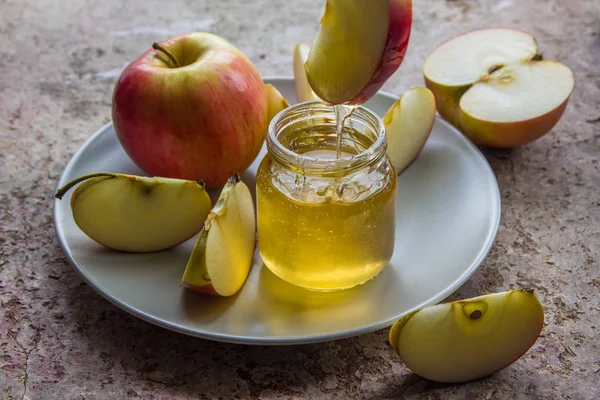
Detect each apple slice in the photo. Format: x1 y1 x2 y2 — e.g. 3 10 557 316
55 173 211 252
181 174 256 296
389 289 544 383
384 86 436 174
424 28 574 147
293 44 318 103
264 83 290 122
306 0 412 105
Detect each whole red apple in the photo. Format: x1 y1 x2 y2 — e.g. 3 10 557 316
112 32 268 188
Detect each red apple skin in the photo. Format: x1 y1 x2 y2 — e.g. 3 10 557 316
423 76 469 129
181 281 220 296
460 96 571 148
112 33 268 188
347 0 412 105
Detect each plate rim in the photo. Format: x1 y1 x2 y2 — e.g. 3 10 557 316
53 76 501 345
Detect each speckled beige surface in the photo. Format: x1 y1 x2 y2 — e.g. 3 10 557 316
1 0 599 399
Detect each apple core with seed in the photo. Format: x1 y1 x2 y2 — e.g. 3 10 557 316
424 28 574 147
390 290 545 383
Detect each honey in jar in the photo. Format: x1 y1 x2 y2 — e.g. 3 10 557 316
256 102 397 291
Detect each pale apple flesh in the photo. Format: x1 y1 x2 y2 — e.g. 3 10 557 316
384 86 436 174
112 32 269 188
423 28 574 147
181 174 256 296
424 29 539 87
293 43 318 103
389 290 544 383
306 0 412 105
306 0 389 105
460 60 573 147
55 173 212 253
264 83 290 122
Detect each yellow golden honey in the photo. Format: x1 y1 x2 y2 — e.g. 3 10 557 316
257 145 396 291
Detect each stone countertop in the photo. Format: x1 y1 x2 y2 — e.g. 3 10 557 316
1 0 599 399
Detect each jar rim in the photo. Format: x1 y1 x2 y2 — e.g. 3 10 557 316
266 101 387 174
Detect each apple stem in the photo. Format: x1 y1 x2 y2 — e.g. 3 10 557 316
152 43 181 68
531 53 543 61
55 172 116 200
228 173 241 185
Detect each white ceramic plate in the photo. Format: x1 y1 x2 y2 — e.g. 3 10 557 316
54 77 500 345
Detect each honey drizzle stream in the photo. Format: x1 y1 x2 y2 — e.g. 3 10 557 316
334 104 355 159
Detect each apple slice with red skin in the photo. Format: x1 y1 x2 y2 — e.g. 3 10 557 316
384 86 436 174
306 0 412 105
55 173 211 253
389 289 544 383
424 28 574 147
295 44 434 174
181 174 256 296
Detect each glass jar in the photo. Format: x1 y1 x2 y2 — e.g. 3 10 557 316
256 101 397 291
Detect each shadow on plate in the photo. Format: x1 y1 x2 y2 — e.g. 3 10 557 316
257 265 356 311
179 287 239 324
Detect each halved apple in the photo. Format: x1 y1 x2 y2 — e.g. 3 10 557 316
384 86 436 174
181 174 256 296
389 290 544 383
264 83 290 122
293 44 318 103
55 172 212 252
306 0 412 105
424 28 574 147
